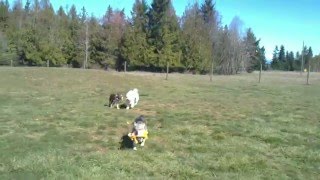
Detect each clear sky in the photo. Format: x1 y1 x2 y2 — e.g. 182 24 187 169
12 0 320 60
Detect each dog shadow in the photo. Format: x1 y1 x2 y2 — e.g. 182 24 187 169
119 134 134 150
104 103 127 109
119 104 127 109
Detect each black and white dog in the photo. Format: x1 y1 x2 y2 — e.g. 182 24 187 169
108 93 123 109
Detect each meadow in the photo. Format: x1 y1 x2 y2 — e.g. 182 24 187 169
0 67 319 179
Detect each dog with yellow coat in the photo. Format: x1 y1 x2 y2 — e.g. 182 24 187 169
127 115 148 150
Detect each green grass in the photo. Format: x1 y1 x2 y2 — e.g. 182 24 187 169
0 67 319 179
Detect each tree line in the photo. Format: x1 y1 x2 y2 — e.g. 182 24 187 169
1 0 317 74
271 45 319 72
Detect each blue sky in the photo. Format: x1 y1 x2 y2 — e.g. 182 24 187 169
11 0 320 59
213 0 320 59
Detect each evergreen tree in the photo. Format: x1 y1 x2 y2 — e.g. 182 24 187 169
0 0 11 65
86 16 99 68
57 6 71 66
259 46 267 70
66 5 82 67
101 7 127 69
271 46 279 70
88 15 105 68
0 0 9 31
310 54 320 72
78 6 88 68
24 0 31 14
148 0 181 71
120 0 151 70
278 45 285 69
38 1 66 66
305 46 313 67
293 51 301 70
285 51 289 70
201 0 215 24
200 0 219 74
104 5 113 25
287 51 294 71
181 2 207 73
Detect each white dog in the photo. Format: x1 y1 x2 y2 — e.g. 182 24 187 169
126 88 139 109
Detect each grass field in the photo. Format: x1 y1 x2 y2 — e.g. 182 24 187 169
0 67 319 179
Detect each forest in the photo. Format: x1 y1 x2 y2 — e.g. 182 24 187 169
0 0 319 74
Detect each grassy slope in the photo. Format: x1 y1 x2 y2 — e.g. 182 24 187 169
0 67 319 179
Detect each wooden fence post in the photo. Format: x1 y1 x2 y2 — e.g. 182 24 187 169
307 63 311 85
259 63 262 83
166 61 169 80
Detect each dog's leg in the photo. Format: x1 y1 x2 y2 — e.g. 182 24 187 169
116 104 120 109
128 133 138 150
126 100 130 109
140 138 145 147
133 137 138 150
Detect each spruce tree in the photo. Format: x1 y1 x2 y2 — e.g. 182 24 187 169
271 46 279 70
278 45 285 70
200 0 219 74
181 2 204 73
148 0 181 71
120 0 151 70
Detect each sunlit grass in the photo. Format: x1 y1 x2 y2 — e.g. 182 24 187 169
0 67 319 179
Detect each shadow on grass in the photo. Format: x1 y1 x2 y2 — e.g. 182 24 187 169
119 104 127 109
119 134 134 150
104 103 128 109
